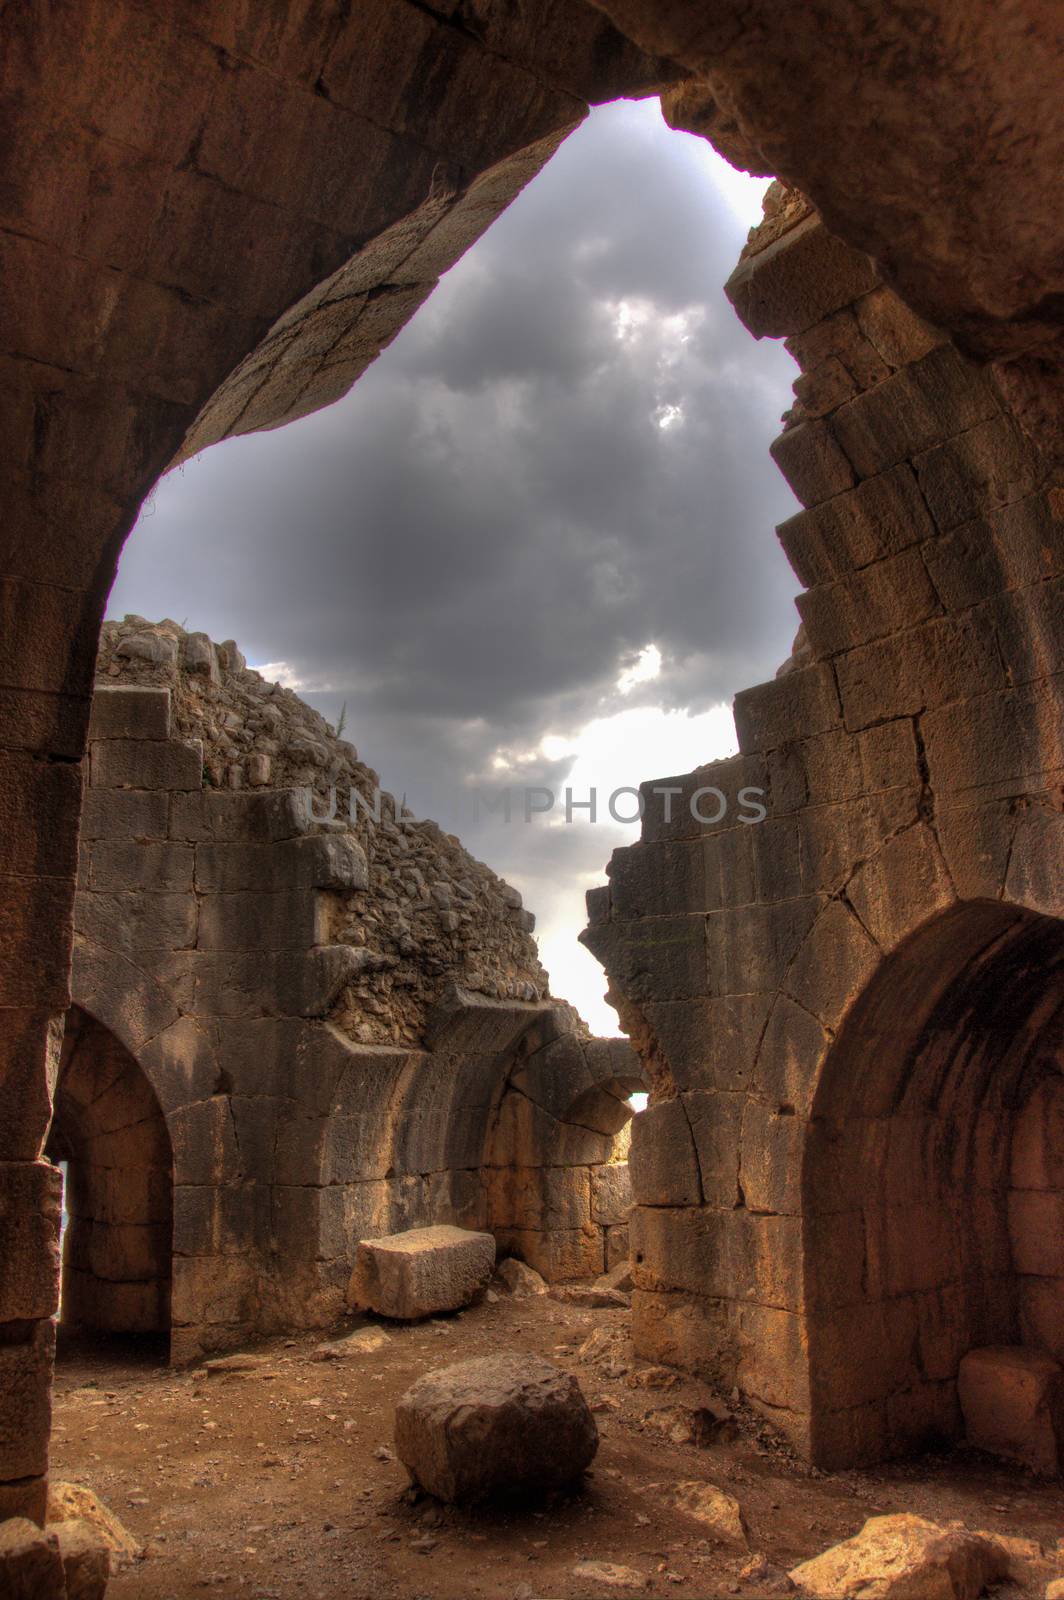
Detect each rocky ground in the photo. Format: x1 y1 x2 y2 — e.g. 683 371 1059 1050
51 1294 1064 1600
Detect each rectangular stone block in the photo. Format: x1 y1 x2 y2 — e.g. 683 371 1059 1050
639 754 768 845
920 678 1063 796
607 839 707 918
74 887 197 954
1008 1189 1064 1277
492 1226 603 1283
770 418 856 507
88 684 171 740
852 286 945 367
836 612 1004 730
169 787 308 843
0 751 82 879
90 737 202 790
79 786 169 841
347 1224 495 1318
87 840 193 892
914 414 1040 531
724 213 880 339
685 1090 743 1208
832 344 998 479
959 1345 1064 1475
629 1101 701 1207
796 547 940 658
922 495 1064 610
734 662 840 752
0 1162 59 1321
0 1320 54 1481
195 888 326 951
785 305 890 390
0 871 75 1009
776 462 936 587
591 1162 632 1225
0 1010 60 1161
194 833 367 892
706 897 820 998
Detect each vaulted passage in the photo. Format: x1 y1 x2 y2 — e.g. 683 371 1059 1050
45 1007 173 1342
804 901 1064 1469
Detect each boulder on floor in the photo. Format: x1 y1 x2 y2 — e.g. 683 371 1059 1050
958 1345 1064 1475
789 1514 1009 1600
494 1257 547 1298
395 1352 598 1502
347 1225 495 1320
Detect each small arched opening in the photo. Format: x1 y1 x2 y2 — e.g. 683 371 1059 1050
486 1031 646 1281
45 1007 174 1351
803 900 1064 1470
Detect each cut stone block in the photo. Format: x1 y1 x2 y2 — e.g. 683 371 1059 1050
958 1345 1064 1475
394 1353 598 1502
52 1518 111 1600
0 1517 65 1598
347 1224 495 1320
790 1514 1009 1600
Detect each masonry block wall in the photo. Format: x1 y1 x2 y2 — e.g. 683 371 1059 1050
583 189 1064 1468
69 680 637 1363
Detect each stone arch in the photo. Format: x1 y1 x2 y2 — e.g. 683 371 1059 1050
45 1006 173 1339
485 1026 645 1279
802 899 1064 1470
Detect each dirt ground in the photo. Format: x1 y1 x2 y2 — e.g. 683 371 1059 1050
50 1293 1064 1600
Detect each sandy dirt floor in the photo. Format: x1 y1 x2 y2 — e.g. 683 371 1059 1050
49 1294 1064 1600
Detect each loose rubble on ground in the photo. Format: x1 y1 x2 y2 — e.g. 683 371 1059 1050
18 1231 1062 1600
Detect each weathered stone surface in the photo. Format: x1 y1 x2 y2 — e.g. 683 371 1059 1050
47 1481 140 1564
348 1225 495 1320
958 1346 1064 1475
0 1518 65 1599
628 1100 701 1207
571 1560 649 1590
671 1480 749 1546
494 1257 548 1298
89 684 171 741
789 1515 1009 1600
394 1353 597 1502
52 1518 110 1600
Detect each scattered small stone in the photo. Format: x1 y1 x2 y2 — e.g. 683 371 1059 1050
572 1559 650 1589
549 1285 629 1310
739 1553 796 1593
671 1482 749 1547
495 1258 548 1299
204 1354 266 1378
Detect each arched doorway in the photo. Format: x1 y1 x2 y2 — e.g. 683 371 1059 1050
803 900 1064 1469
486 1029 646 1280
46 1007 174 1344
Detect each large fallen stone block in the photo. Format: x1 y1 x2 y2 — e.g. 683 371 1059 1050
347 1225 495 1320
790 1514 1009 1600
394 1353 598 1502
958 1345 1064 1475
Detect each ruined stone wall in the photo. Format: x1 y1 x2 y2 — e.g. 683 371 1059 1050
584 189 1063 1468
96 618 550 1042
71 660 636 1361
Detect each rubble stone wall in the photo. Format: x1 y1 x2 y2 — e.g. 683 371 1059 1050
583 189 1063 1468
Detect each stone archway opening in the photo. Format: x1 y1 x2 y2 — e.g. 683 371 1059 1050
803 900 1064 1471
485 1029 646 1281
45 1006 174 1353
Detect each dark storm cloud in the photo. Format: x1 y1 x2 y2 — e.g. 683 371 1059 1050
110 101 801 1012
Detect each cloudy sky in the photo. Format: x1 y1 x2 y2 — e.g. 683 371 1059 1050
110 98 800 1033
